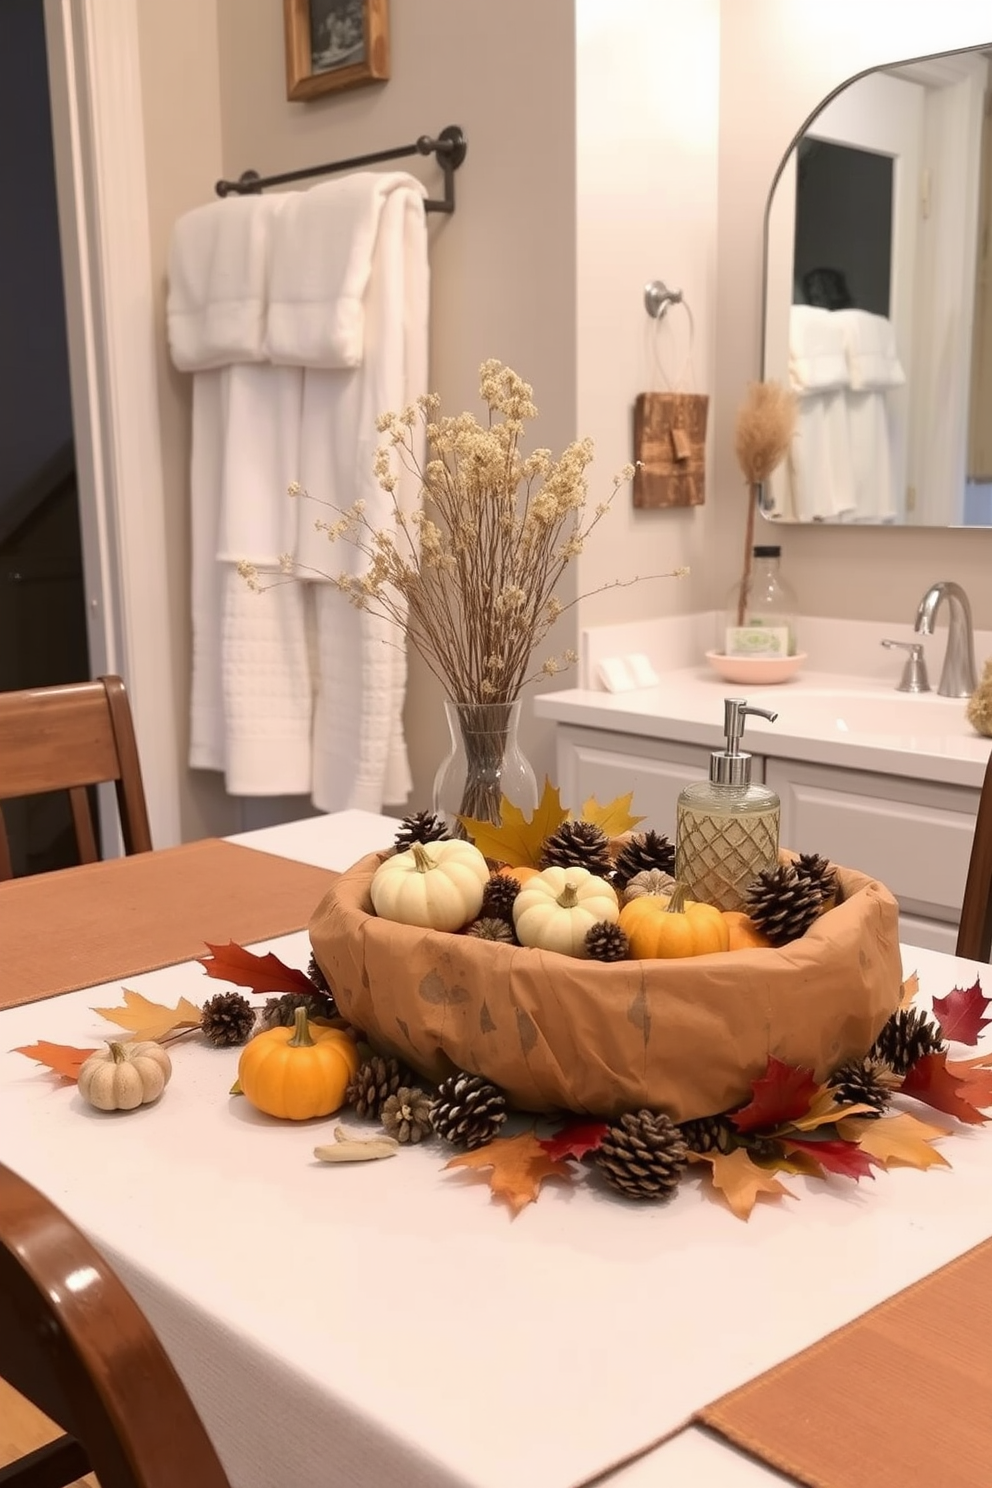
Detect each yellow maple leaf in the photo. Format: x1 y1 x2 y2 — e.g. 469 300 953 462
459 779 567 867
579 791 645 836
838 1112 951 1171
444 1130 575 1215
898 972 920 1010
785 1085 881 1132
92 988 203 1043
690 1148 794 1221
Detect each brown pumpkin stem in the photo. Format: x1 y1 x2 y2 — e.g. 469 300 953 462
556 881 581 909
411 843 434 873
665 883 690 914
108 1042 128 1063
288 1007 315 1047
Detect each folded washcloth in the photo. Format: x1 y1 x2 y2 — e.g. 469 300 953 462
167 195 287 371
833 308 906 391
788 304 850 394
265 170 427 369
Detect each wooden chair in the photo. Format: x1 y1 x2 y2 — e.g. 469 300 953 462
957 746 992 963
0 1162 231 1488
0 677 152 880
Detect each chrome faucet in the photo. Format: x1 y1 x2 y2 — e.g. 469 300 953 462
913 581 978 698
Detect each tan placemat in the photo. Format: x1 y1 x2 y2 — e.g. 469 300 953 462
696 1238 992 1488
0 839 339 1009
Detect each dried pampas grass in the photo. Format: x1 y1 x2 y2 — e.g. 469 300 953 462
967 657 992 738
732 381 797 625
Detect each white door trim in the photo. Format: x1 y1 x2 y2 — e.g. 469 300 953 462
44 0 182 848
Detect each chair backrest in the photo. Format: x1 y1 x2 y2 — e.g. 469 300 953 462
0 1162 231 1488
957 746 992 963
0 676 152 880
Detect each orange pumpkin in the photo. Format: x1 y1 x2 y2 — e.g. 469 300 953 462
238 1008 360 1120
722 911 773 951
496 863 539 884
619 883 729 959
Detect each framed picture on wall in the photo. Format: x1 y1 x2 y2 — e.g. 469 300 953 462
283 0 390 102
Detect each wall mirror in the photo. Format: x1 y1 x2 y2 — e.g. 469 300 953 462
762 45 992 527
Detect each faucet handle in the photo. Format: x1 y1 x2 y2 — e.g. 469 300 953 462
881 639 930 694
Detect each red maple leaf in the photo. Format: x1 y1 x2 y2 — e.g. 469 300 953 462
783 1137 878 1181
196 941 315 996
538 1121 609 1162
932 979 991 1045
731 1057 819 1134
901 1052 989 1125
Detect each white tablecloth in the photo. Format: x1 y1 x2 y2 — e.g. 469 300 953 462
1 810 990 1488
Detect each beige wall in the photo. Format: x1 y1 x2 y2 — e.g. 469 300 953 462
575 0 720 631
715 0 992 629
135 0 239 840
214 0 578 809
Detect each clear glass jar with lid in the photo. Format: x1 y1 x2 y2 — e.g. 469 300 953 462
722 544 798 658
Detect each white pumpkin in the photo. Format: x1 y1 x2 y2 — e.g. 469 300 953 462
513 865 619 957
78 1041 172 1112
370 839 489 932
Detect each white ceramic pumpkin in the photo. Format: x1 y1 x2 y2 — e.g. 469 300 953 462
78 1041 172 1112
370 839 489 932
513 866 619 957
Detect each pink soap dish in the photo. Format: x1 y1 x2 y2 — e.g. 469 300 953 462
705 651 807 686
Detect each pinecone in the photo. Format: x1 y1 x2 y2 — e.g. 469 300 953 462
465 917 517 944
678 1115 736 1154
827 1057 891 1115
621 868 678 905
307 952 333 998
200 991 256 1047
480 872 521 923
595 1111 688 1201
585 921 630 962
612 831 676 890
346 1055 412 1119
745 863 822 945
381 1086 434 1144
870 1007 946 1076
795 852 839 909
260 989 337 1030
540 820 613 876
430 1072 507 1149
394 810 450 851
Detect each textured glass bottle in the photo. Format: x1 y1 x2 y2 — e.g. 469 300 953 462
675 699 780 911
723 544 798 658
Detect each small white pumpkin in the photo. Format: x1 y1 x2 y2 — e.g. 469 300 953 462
370 839 489 932
78 1041 172 1112
513 865 619 957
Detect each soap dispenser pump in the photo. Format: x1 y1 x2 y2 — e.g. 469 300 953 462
675 697 780 912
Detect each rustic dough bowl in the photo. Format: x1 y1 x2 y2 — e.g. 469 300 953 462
309 852 903 1124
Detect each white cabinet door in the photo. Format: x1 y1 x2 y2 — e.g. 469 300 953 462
766 757 978 927
555 727 746 838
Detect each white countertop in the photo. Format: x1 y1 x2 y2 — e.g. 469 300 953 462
2 811 991 1488
534 666 991 790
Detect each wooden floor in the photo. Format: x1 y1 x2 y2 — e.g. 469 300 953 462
0 1378 97 1486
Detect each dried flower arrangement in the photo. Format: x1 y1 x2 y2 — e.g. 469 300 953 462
243 360 686 704
732 381 797 624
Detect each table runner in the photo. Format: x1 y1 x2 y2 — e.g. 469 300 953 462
0 839 338 1009
696 1237 992 1488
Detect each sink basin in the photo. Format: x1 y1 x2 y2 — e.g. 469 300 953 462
770 690 973 740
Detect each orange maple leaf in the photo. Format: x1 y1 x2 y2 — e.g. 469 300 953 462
92 988 203 1043
898 972 919 1010
690 1147 794 1221
197 941 314 996
900 1052 989 1125
13 1042 98 1082
444 1130 575 1215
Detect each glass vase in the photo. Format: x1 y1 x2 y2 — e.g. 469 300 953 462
432 699 539 832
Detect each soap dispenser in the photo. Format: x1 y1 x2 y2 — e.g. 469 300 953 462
675 698 780 912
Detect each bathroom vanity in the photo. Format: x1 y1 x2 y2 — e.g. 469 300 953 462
534 617 992 954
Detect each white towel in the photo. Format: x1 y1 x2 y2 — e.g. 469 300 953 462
266 171 428 369
188 371 226 771
787 390 857 521
833 308 906 391
167 196 286 371
788 305 850 394
846 390 898 521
